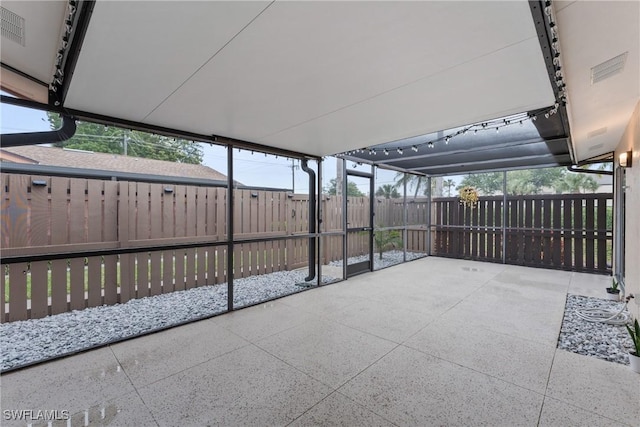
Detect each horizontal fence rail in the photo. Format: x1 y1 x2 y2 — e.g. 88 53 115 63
431 194 613 274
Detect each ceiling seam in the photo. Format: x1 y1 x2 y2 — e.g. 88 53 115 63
258 35 546 142
411 154 565 172
373 137 565 165
141 1 276 122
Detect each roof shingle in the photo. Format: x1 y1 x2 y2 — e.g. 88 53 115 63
1 145 226 181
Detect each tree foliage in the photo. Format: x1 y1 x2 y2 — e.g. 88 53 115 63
394 173 426 198
457 172 503 195
375 184 400 199
443 179 456 197
456 167 601 195
48 113 203 164
374 228 402 259
324 178 365 197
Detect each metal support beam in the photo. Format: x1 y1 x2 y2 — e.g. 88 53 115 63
317 159 323 286
403 171 408 262
227 145 234 312
502 170 508 264
427 176 432 256
341 158 348 280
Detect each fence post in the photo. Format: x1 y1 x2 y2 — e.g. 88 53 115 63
502 171 507 264
427 177 432 256
117 181 133 303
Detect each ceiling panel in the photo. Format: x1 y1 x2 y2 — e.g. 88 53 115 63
64 1 271 121
555 1 640 162
342 110 571 176
63 0 552 157
0 0 67 84
260 37 553 155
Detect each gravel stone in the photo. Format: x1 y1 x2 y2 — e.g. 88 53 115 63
0 270 336 371
329 250 426 270
558 294 634 365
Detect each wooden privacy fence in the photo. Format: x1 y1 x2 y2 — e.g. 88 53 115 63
1 174 311 321
321 196 429 262
432 194 613 273
1 173 428 322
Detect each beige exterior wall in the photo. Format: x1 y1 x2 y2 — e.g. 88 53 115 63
615 100 640 319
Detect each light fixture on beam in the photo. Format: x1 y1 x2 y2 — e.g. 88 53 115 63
619 150 632 168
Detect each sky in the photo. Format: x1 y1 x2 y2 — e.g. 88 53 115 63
0 98 403 195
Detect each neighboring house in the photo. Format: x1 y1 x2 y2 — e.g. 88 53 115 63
0 145 227 182
593 174 613 194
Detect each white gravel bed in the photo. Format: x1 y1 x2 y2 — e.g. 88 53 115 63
558 294 633 365
1 270 335 372
329 250 426 270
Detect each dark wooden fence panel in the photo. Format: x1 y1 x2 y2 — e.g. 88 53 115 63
432 194 612 274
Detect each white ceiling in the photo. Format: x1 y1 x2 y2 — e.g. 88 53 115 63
62 0 553 157
554 1 640 162
1 1 637 164
0 1 66 83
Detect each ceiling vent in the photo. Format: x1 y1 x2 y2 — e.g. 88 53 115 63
587 127 607 138
591 52 627 84
588 143 604 152
1 7 25 46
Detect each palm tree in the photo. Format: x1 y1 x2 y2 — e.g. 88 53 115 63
394 172 426 198
443 179 455 196
375 184 400 199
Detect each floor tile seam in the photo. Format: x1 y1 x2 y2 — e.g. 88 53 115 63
117 339 254 389
398 343 549 396
399 312 448 344
333 342 404 391
468 324 560 348
546 350 640 425
332 390 402 427
324 300 440 322
249 313 398 348
283 391 337 427
107 346 161 427
309 317 411 346
282 389 400 427
417 315 562 350
540 393 637 427
445 267 504 304
291 297 373 319
223 315 321 344
535 395 546 427
275 286 336 309
249 340 341 391
314 298 440 338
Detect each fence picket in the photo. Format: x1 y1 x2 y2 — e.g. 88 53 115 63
185 186 197 289
9 263 28 321
597 197 608 270
163 185 175 293
50 177 68 314
29 178 51 316
1 264 6 322
585 198 595 270
563 198 573 268
150 185 163 295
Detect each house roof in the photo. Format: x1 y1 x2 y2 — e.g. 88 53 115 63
0 145 226 181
